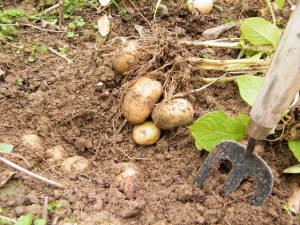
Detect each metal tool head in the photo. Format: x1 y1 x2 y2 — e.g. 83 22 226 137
195 140 273 206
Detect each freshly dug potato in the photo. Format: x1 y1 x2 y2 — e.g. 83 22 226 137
61 156 89 175
132 121 161 145
122 77 163 124
46 145 66 162
112 53 136 75
22 134 43 150
151 98 194 130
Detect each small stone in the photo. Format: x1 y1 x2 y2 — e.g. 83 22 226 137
46 146 67 161
93 197 104 210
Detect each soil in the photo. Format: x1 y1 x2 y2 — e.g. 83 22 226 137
0 0 299 225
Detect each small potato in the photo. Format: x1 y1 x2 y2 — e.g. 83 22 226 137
192 0 213 15
46 145 66 161
122 77 163 124
61 156 89 175
112 53 135 75
22 134 43 150
151 98 194 130
132 121 161 145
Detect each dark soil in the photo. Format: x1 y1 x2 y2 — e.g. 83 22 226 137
0 0 299 224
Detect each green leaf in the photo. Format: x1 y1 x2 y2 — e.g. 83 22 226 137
28 56 35 62
40 45 48 53
16 215 32 225
236 75 264 106
275 0 285 10
48 200 63 213
34 219 46 225
0 143 14 153
283 164 300 173
240 17 282 47
188 111 250 151
288 140 300 162
67 32 75 38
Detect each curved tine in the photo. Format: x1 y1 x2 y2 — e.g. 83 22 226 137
195 143 230 187
248 165 273 206
220 167 245 197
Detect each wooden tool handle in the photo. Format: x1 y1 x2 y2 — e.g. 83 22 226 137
249 2 300 139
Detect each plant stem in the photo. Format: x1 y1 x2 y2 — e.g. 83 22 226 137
0 156 64 189
48 47 73 64
199 74 263 83
0 215 16 224
0 23 68 33
187 57 271 65
172 73 227 98
59 0 64 27
179 40 273 51
264 0 276 25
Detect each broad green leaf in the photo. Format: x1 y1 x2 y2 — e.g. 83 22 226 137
275 0 285 10
16 215 32 225
236 75 264 106
283 164 300 173
0 143 14 153
34 219 46 225
240 17 282 47
188 111 250 151
288 140 300 162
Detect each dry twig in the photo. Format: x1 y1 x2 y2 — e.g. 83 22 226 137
0 156 64 189
0 23 68 33
0 215 16 224
48 47 73 64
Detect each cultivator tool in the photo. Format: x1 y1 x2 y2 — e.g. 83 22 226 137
195 2 300 206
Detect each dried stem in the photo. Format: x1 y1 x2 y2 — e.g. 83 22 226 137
179 39 273 51
48 47 73 64
42 197 49 224
264 0 276 25
43 3 60 14
0 215 16 224
0 156 64 189
172 73 227 98
0 23 68 33
59 0 64 27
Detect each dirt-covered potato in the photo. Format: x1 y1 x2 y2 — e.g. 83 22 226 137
61 156 89 175
112 53 136 75
122 77 163 124
22 134 43 150
151 98 194 130
133 121 161 145
46 145 66 162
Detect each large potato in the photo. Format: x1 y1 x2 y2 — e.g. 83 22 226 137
122 77 163 124
151 98 194 130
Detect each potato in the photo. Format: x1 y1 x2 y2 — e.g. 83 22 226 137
122 77 162 124
61 156 89 175
22 134 43 150
112 53 135 75
192 0 213 15
46 145 66 161
132 121 161 145
151 98 194 130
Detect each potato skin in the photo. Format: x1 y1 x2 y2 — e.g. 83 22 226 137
122 77 163 124
132 121 161 145
112 53 135 75
151 98 194 130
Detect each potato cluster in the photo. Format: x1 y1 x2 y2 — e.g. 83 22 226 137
121 77 194 145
